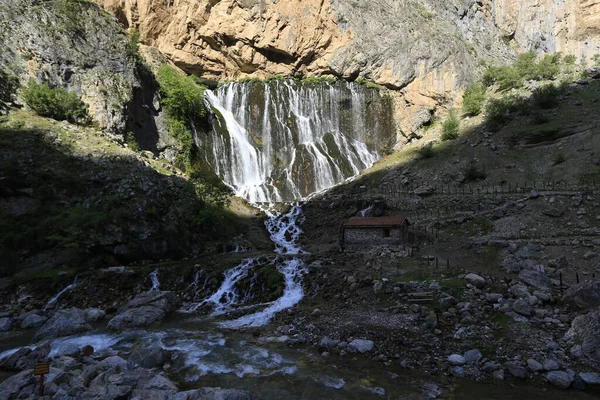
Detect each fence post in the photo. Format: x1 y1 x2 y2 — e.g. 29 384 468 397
436 257 439 268
576 272 580 284
559 271 563 294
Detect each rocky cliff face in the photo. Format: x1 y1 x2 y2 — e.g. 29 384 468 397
91 0 600 136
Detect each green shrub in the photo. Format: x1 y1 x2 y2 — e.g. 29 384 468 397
440 111 459 141
22 80 87 123
563 54 577 65
189 171 232 209
531 84 561 109
593 54 600 66
124 131 139 151
156 65 207 169
482 65 522 90
484 97 513 131
126 29 141 63
462 83 486 115
463 160 486 182
535 53 561 80
0 69 18 109
417 142 435 159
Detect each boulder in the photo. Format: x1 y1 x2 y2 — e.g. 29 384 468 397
562 280 600 310
128 343 168 369
34 308 92 340
511 300 533 316
348 339 374 353
0 369 35 399
84 308 106 322
546 371 572 388
505 363 528 379
527 359 543 372
319 337 340 350
0 317 11 331
439 293 458 309
519 270 552 290
482 362 500 373
20 314 46 329
107 291 180 330
564 307 600 361
544 360 559 371
485 293 502 303
170 388 253 400
579 372 600 385
448 354 465 366
463 349 483 364
464 273 485 288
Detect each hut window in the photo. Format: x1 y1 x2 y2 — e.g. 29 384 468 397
383 228 390 238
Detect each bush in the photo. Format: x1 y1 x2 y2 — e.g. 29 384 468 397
156 65 208 168
593 54 600 66
462 83 486 115
563 54 577 65
417 142 435 159
0 70 18 109
531 84 561 109
441 111 459 141
463 160 486 182
189 171 233 209
22 80 87 123
126 29 141 63
482 65 522 90
124 131 139 151
484 97 513 131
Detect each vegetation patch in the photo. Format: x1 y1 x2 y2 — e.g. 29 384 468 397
22 80 87 123
441 110 459 141
462 83 486 116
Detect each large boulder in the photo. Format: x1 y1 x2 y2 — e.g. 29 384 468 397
348 339 374 353
170 388 253 400
0 369 35 399
464 273 485 288
563 280 600 310
546 371 572 388
128 343 168 369
519 270 552 290
107 291 180 331
34 308 93 341
564 306 600 361
20 314 46 329
0 317 11 331
511 300 533 317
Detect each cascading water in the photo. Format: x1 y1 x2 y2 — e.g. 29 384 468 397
44 276 78 310
202 80 394 202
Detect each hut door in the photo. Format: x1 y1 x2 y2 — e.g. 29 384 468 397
383 228 390 238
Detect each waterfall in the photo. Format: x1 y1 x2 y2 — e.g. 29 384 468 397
202 80 393 202
45 276 78 309
150 269 160 291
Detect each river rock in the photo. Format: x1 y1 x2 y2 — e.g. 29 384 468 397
486 293 503 303
107 291 180 330
519 270 552 290
562 279 600 310
448 354 465 366
319 336 340 350
128 343 168 369
463 349 483 364
511 299 533 316
505 363 528 379
546 371 572 388
451 366 465 377
0 369 35 399
564 306 600 361
544 360 559 371
527 359 544 372
464 273 485 288
0 348 31 370
482 361 500 373
20 314 46 329
439 293 458 309
579 372 600 385
0 317 11 331
34 308 92 340
171 387 253 400
84 308 106 322
348 339 374 353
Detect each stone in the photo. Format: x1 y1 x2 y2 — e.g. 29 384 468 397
0 317 12 331
447 354 465 366
543 208 564 218
579 372 600 385
84 308 106 322
348 339 374 353
20 314 46 329
311 308 322 317
34 308 92 340
572 376 587 390
519 270 552 290
439 293 458 309
527 359 543 372
128 343 168 369
319 336 340 350
546 371 572 388
482 362 500 373
0 369 35 399
509 284 530 299
564 306 600 361
463 349 483 364
486 293 502 303
544 360 559 371
108 291 180 330
511 300 533 316
505 364 528 379
451 366 465 377
492 369 505 380
562 279 600 310
464 273 485 288
171 388 253 400
570 345 583 358
533 291 551 302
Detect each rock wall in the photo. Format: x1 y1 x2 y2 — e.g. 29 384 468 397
91 0 600 137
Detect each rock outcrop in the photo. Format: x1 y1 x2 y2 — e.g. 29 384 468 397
107 290 180 330
91 0 600 136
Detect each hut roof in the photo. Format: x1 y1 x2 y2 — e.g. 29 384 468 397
344 216 408 228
